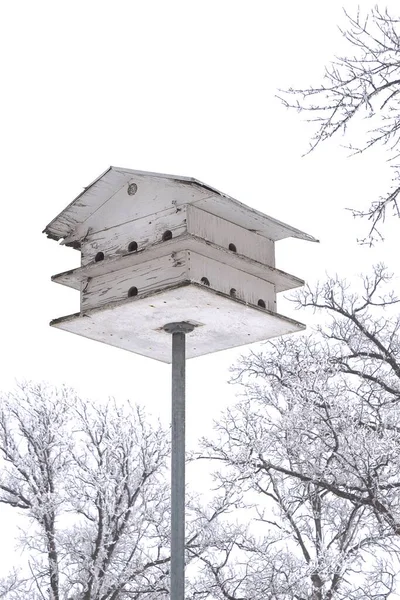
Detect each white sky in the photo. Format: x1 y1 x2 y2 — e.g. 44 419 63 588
1 0 399 578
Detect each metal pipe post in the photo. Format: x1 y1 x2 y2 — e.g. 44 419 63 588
163 322 194 600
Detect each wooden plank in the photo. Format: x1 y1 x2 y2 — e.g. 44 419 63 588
53 236 184 290
81 206 188 266
188 253 276 311
187 205 275 265
52 235 303 293
187 237 302 292
79 175 211 238
46 169 212 246
44 167 131 241
81 251 187 311
51 285 305 363
44 167 318 245
193 194 317 242
82 249 277 313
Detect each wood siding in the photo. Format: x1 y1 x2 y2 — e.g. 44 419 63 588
81 251 187 311
188 252 276 311
81 250 276 313
187 205 275 266
81 206 188 266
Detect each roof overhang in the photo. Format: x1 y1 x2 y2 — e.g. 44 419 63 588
43 166 318 247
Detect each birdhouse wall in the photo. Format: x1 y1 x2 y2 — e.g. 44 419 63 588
81 250 276 313
80 204 275 268
81 250 187 311
188 252 276 311
186 206 275 266
70 174 212 247
81 207 187 266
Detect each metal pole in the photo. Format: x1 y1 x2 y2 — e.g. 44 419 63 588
163 322 194 600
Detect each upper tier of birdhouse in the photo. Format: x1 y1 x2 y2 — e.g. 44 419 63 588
44 167 317 362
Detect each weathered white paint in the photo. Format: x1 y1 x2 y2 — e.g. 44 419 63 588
82 251 187 311
188 252 276 311
44 167 129 241
81 206 187 266
53 235 303 294
51 286 304 363
193 194 313 242
45 167 316 362
76 175 211 241
44 166 317 245
187 205 275 266
81 250 276 313
80 203 275 267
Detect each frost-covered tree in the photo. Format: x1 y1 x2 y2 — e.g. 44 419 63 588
0 570 30 599
5 265 400 599
0 383 231 600
0 383 173 600
0 382 72 600
196 265 400 599
280 7 400 243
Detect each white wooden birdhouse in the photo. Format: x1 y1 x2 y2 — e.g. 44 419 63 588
44 167 317 362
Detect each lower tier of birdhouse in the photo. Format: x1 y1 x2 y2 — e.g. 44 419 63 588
51 284 305 362
80 249 277 312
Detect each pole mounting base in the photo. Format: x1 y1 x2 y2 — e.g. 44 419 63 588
163 321 195 334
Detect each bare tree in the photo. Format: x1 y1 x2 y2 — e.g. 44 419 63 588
279 7 400 243
197 265 400 598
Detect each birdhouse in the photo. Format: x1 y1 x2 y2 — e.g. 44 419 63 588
44 167 317 362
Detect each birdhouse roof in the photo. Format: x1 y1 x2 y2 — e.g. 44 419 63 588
43 166 317 248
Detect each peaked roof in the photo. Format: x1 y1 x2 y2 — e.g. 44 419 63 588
43 166 318 247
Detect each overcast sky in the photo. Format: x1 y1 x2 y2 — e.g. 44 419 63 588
1 0 399 575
